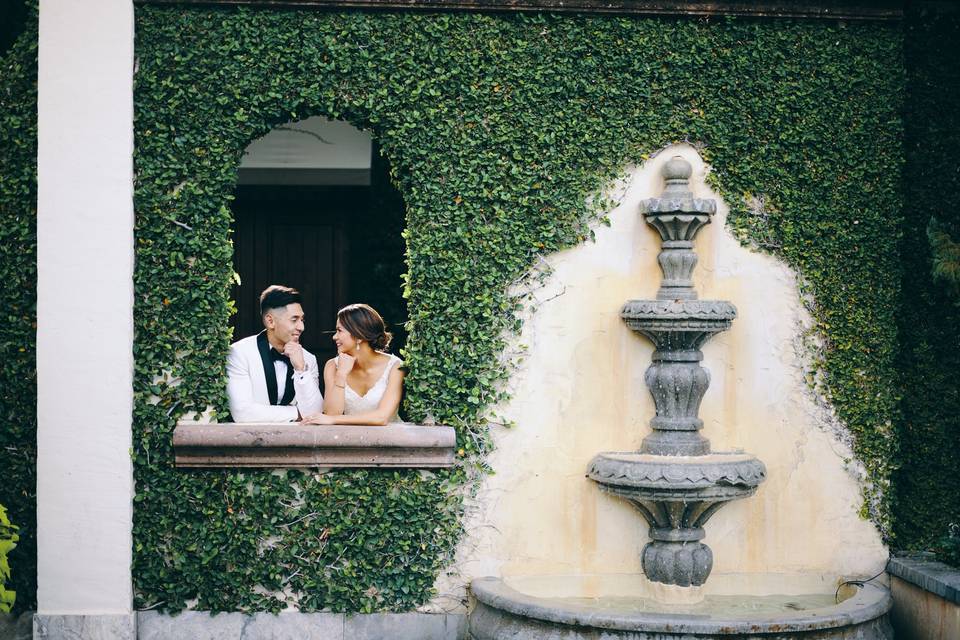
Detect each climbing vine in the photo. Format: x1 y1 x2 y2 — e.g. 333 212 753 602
0 504 18 613
0 0 952 612
129 6 907 612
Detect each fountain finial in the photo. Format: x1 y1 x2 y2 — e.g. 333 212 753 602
639 156 716 301
661 155 693 197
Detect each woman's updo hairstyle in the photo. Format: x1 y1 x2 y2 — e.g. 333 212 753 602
337 303 392 352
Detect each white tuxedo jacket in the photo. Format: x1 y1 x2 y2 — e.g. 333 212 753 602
226 333 324 422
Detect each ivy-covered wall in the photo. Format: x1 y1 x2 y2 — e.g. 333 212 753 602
132 6 905 612
0 3 36 614
892 7 960 550
4 0 954 615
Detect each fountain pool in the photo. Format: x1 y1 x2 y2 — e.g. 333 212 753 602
470 573 891 638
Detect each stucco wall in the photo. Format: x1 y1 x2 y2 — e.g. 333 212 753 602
435 145 886 606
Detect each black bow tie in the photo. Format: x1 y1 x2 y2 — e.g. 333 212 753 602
270 349 290 365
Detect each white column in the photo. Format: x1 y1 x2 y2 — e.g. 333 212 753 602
36 0 135 630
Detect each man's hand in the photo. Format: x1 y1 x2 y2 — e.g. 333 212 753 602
283 338 306 372
302 413 334 425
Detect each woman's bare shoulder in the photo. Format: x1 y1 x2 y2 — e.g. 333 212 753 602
380 352 403 365
387 355 405 376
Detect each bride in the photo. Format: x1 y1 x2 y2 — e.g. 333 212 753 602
304 303 404 426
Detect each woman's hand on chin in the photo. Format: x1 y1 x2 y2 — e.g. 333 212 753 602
302 413 334 425
336 352 356 377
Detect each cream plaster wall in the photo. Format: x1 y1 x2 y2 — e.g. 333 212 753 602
434 145 887 608
36 0 135 614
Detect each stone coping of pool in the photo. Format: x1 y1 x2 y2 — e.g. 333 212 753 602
25 611 466 640
172 421 456 468
887 553 960 604
470 575 891 635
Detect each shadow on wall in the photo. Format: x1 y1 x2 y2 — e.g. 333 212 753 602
893 6 960 550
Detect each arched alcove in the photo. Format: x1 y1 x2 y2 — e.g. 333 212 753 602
229 117 408 379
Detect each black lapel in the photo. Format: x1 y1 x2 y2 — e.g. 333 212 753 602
257 331 279 406
279 364 296 406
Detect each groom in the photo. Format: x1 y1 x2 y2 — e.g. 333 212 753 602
227 285 323 422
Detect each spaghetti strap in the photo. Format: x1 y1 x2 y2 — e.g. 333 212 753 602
380 354 401 380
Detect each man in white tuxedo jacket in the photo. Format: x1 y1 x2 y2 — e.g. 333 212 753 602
227 285 324 422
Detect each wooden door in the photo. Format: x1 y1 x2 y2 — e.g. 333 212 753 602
231 187 362 368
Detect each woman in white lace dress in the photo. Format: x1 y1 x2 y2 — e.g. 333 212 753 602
305 303 404 426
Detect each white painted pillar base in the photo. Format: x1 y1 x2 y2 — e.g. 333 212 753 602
36 0 135 629
34 615 137 640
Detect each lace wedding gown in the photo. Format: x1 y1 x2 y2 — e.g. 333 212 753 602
340 353 402 421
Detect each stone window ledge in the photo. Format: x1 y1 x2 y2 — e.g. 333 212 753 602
172 422 456 469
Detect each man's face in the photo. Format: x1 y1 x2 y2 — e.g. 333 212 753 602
264 303 305 346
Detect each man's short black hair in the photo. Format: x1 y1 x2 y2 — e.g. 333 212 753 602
260 285 301 317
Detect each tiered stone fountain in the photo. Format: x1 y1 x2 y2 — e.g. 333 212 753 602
585 155 765 596
468 156 892 639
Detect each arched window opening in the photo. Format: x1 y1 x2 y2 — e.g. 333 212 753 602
230 117 408 391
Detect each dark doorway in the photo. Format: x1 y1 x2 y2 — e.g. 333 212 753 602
231 185 353 366
0 1 29 56
230 142 408 388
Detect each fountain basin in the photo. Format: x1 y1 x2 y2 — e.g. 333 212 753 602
469 573 892 639
587 452 767 587
588 452 766 492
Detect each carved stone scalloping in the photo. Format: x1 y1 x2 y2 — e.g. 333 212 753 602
622 299 737 321
586 452 766 490
640 198 716 215
646 362 709 422
645 213 713 244
658 250 698 285
629 328 727 354
642 540 713 586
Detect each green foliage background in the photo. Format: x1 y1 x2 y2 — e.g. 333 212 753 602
132 6 904 611
892 8 960 549
0 3 36 614
0 504 19 613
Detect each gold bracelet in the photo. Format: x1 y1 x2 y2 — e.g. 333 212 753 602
335 382 345 388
